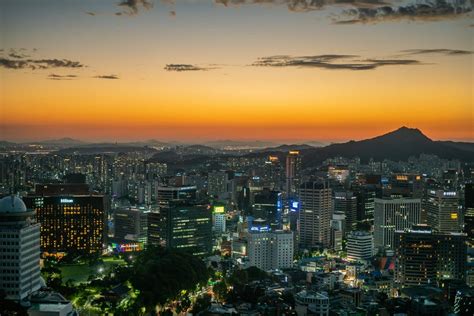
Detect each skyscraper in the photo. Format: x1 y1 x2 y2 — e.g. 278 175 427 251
426 189 462 233
113 207 148 244
394 225 467 287
299 182 332 249
464 183 474 242
162 203 212 256
374 197 421 251
334 191 357 234
0 196 41 300
285 151 301 198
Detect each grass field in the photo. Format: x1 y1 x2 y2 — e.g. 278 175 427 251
60 256 127 284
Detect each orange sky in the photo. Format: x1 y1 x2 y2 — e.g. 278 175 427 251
1 1 473 142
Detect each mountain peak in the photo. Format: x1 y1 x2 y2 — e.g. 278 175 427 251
380 126 432 142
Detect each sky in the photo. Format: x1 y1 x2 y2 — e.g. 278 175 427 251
0 0 473 142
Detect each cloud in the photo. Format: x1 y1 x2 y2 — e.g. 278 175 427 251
334 0 472 24
94 74 120 79
0 57 85 70
214 0 387 12
169 10 177 17
117 0 153 15
164 64 216 71
9 52 30 59
252 54 421 70
401 48 473 56
85 11 96 16
48 74 78 80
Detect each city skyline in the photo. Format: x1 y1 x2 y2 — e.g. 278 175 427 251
1 0 473 142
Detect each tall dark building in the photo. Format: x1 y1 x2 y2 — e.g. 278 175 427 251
334 191 357 234
464 183 474 241
285 151 301 198
24 180 107 254
394 225 467 287
160 203 212 256
252 189 282 229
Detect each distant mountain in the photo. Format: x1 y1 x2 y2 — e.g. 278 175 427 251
29 137 85 146
204 140 279 149
300 126 474 166
56 143 158 154
258 144 315 152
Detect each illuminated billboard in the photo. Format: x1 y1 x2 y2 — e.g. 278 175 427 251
213 206 225 214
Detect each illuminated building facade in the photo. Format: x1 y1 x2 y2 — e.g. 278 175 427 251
465 183 474 242
374 198 421 251
252 189 282 229
24 185 107 254
0 196 41 300
334 191 357 233
156 185 197 206
426 189 462 233
346 231 374 261
394 225 467 287
299 182 332 249
247 230 294 271
212 205 226 233
285 151 301 198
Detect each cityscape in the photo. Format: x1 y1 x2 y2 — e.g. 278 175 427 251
1 1 473 316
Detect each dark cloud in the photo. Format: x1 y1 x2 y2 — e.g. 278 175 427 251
0 57 84 70
164 64 216 71
48 74 78 80
169 10 177 17
252 54 421 70
214 0 387 12
334 0 472 24
85 11 96 16
401 48 473 55
94 74 120 79
118 0 153 15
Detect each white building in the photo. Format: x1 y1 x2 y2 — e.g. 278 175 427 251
346 231 373 261
212 206 226 234
374 198 421 251
247 230 294 271
295 290 330 316
0 196 41 300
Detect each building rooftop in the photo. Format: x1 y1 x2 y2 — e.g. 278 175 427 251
0 195 27 213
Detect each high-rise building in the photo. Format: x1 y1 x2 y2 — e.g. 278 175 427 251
299 182 332 249
252 189 282 229
464 183 474 241
330 212 345 252
247 230 294 271
346 231 374 261
334 191 357 233
426 189 462 233
212 205 226 234
374 198 421 251
113 207 148 244
156 185 197 206
394 225 467 287
0 196 41 300
146 210 166 247
162 203 212 256
24 181 107 254
285 151 301 198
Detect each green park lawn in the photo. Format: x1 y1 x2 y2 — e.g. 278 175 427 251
60 256 126 284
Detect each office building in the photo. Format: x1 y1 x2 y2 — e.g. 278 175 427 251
465 183 474 241
113 207 148 243
299 182 332 249
0 196 41 300
212 205 226 233
334 191 357 233
346 231 373 261
285 151 301 198
374 197 421 251
24 181 107 254
163 203 212 256
156 185 197 206
146 210 166 247
247 230 294 271
426 189 462 233
394 225 467 287
330 211 345 251
252 189 282 229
